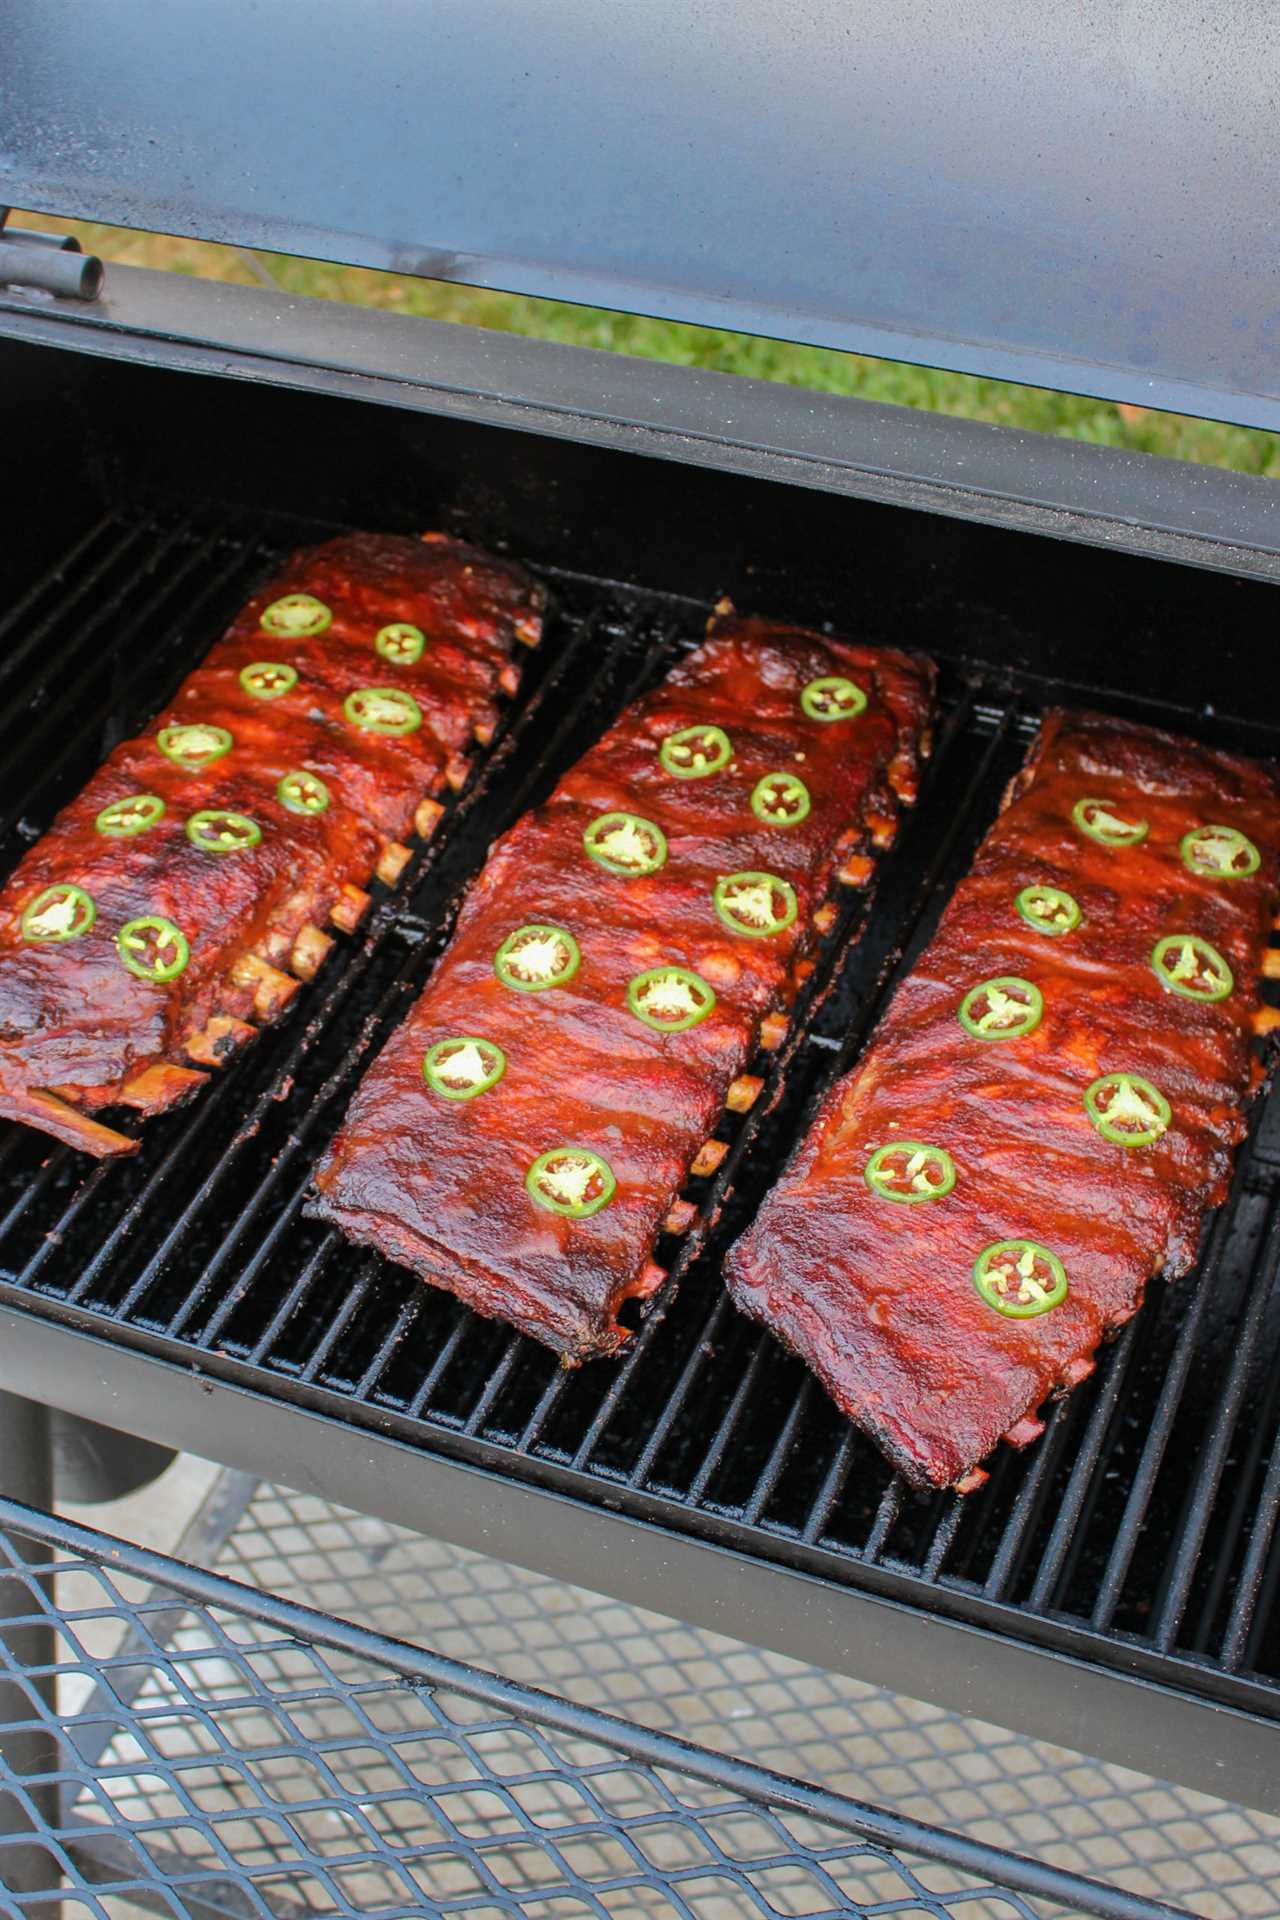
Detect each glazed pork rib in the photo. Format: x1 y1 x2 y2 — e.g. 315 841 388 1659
0 532 544 1157
310 607 934 1358
725 710 1280 1492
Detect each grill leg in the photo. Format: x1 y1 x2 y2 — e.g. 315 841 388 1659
0 1390 61 1902
51 1411 175 1506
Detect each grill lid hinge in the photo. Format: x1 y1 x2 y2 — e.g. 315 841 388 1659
0 208 103 301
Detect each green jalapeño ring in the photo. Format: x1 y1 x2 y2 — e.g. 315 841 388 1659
659 725 732 779
864 1142 957 1204
625 966 717 1033
973 1240 1068 1318
423 1035 507 1101
260 593 331 638
494 924 582 992
525 1146 616 1219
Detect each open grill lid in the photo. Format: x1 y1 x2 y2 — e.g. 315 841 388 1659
5 0 1279 432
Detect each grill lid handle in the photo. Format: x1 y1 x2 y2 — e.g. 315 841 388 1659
0 212 103 302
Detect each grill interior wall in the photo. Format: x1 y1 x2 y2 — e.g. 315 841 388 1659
1 336 1279 1730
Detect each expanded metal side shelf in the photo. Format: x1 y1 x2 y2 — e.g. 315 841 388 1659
1 508 1279 1776
0 1493 1191 1919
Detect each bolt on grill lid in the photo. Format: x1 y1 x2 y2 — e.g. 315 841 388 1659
5 0 1279 432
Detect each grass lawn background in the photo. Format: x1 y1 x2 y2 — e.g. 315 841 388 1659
17 213 1280 482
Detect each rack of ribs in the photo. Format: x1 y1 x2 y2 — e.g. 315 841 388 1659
725 709 1280 1491
310 605 934 1358
0 531 544 1157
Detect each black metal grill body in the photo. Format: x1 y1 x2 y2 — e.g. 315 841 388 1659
1 268 1280 1815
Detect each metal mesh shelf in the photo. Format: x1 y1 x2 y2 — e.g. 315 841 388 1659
0 1486 1202 1920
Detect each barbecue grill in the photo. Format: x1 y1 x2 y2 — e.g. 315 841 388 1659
3 4 1280 1910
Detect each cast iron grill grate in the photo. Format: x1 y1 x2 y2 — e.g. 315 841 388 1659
0 1495 1198 1918
0 508 1278 1728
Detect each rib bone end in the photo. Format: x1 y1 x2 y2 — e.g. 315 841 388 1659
759 1010 789 1052
691 1138 729 1178
376 841 413 887
118 1064 209 1114
726 1074 764 1113
330 885 371 934
185 1015 257 1067
415 797 447 840
290 923 335 981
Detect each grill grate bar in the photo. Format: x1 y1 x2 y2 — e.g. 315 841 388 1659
0 512 151 699
403 1301 473 1418
1221 1372 1280 1669
617 1294 733 1485
200 1183 312 1349
1152 1198 1280 1651
1090 1199 1238 1632
357 1290 425 1400
0 508 119 649
299 1258 379 1385
802 1427 859 1546
243 1231 337 1367
1027 1320 1143 1612
922 1498 966 1580
516 1349 578 1452
461 1329 526 1436
863 1478 907 1562
1192 1344 1280 1656
60 1053 262 1309
743 1376 816 1525
0 519 254 848
684 1324 774 1506
982 1397 1075 1600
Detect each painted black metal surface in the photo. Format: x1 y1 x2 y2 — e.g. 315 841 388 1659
6 3 1280 428
0 504 1278 1822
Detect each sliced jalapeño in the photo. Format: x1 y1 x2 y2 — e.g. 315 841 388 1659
1180 825 1261 879
974 1240 1068 1318
1016 884 1081 936
1084 1072 1171 1147
714 871 798 939
494 924 581 992
626 966 716 1033
277 770 330 815
864 1142 956 1204
186 810 262 854
260 593 331 638
659 724 732 779
751 771 811 828
116 916 189 982
157 724 233 773
583 812 668 876
525 1146 616 1218
801 675 867 722
1072 797 1148 847
239 662 298 700
958 976 1043 1040
1151 933 1233 1002
20 884 96 944
423 1035 507 1101
344 688 422 735
376 622 426 664
95 794 165 838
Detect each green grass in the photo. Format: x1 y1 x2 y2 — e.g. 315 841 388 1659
21 213 1280 480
